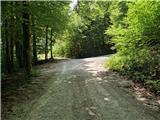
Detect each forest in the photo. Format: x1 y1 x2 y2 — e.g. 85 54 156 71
1 0 160 120
2 0 160 91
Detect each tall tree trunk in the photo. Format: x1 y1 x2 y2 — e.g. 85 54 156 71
23 1 32 75
5 2 15 73
15 2 24 68
2 19 6 72
15 23 24 68
15 25 24 68
32 16 37 64
45 25 48 61
10 1 15 71
10 37 14 69
50 29 53 59
5 19 12 73
15 41 23 68
32 29 37 64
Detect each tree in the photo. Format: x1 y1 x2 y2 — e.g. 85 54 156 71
1 1 70 74
23 1 32 75
53 1 113 58
30 1 69 60
106 1 160 82
2 2 15 73
32 15 38 65
50 28 54 59
45 25 49 61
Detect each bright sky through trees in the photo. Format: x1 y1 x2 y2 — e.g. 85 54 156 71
69 0 78 10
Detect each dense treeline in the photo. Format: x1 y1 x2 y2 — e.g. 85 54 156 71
1 1 69 75
2 1 160 92
2 1 32 74
53 1 114 58
2 1 114 75
106 1 160 92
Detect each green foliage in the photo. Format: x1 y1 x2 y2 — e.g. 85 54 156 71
145 80 160 92
106 1 160 85
54 1 114 58
1 1 70 73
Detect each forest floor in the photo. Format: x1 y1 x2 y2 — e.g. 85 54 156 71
2 56 160 120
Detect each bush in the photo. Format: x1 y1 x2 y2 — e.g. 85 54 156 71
106 1 160 91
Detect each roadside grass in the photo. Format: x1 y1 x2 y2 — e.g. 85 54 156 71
104 56 160 95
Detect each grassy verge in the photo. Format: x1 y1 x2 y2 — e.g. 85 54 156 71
104 55 160 95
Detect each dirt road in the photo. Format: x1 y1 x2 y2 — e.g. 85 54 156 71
3 56 160 120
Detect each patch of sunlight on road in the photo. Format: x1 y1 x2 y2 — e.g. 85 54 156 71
104 97 110 101
85 77 107 84
83 56 109 76
96 77 102 81
85 107 96 116
67 75 77 79
85 78 96 84
136 97 147 101
104 80 108 83
68 81 72 84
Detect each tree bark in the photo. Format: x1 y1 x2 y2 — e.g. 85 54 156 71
45 25 48 61
50 29 53 59
32 16 37 64
23 1 32 75
10 36 14 69
5 19 12 73
15 2 24 68
15 41 24 68
6 1 15 73
10 6 14 70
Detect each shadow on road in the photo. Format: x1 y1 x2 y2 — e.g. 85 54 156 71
1 56 160 120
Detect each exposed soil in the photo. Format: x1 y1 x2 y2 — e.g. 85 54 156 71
2 56 160 120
